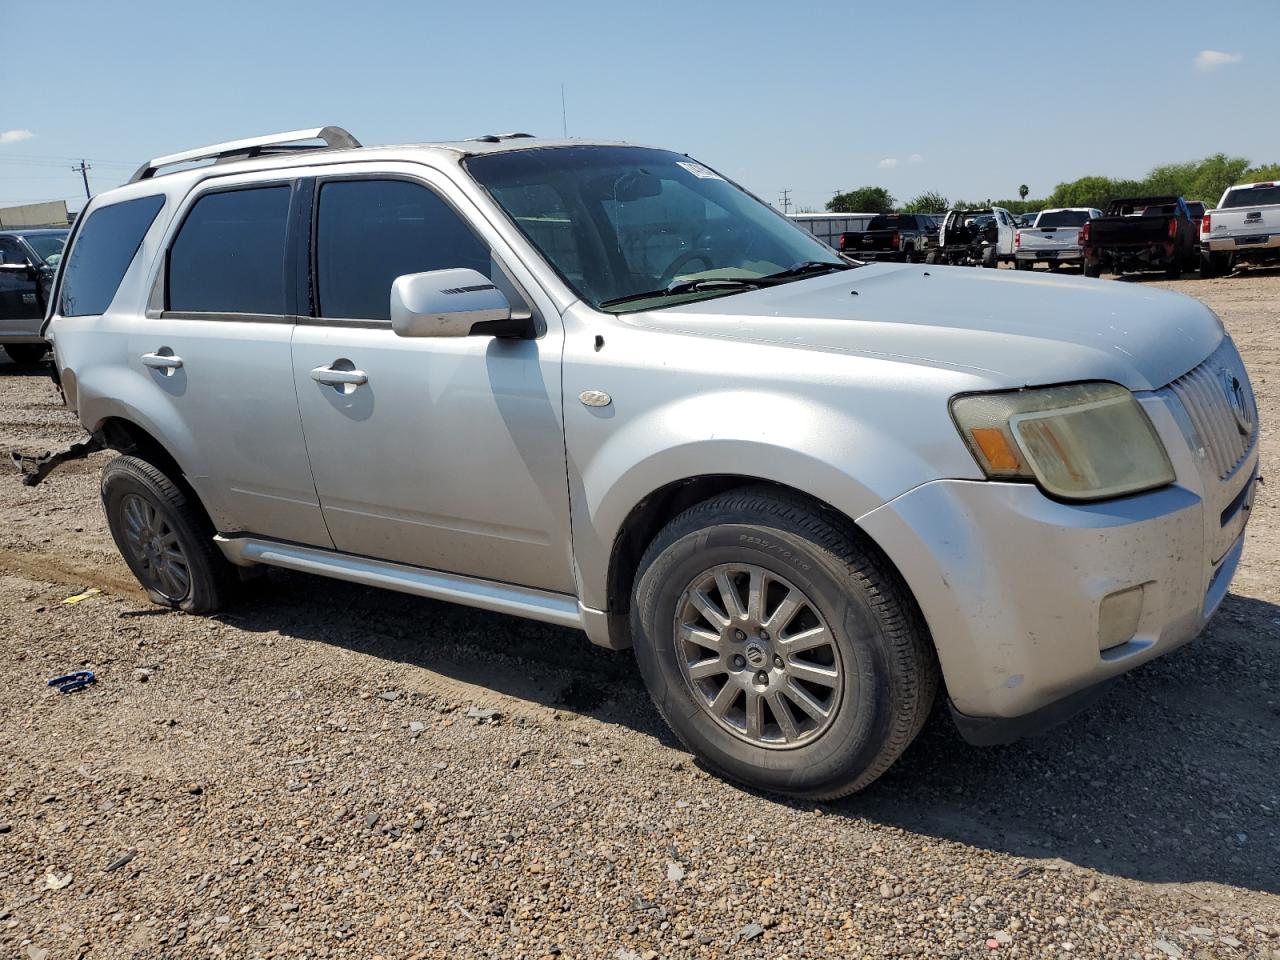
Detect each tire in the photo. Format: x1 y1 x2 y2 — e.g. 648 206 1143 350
3 344 46 366
630 488 938 799
1165 260 1182 280
981 245 997 268
101 455 237 614
1014 259 1032 271
1198 251 1216 279
1083 261 1102 278
923 250 940 265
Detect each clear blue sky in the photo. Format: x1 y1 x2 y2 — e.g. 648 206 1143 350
3 0 1276 213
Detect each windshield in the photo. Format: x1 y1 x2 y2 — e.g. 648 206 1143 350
1036 210 1091 228
1222 184 1280 208
24 232 67 266
467 146 847 312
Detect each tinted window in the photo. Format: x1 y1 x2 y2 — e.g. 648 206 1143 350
1222 184 1280 208
867 215 912 230
168 186 291 314
316 179 491 321
1037 210 1091 228
59 195 164 317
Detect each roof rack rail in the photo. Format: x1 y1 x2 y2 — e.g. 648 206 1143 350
464 132 536 144
128 126 361 184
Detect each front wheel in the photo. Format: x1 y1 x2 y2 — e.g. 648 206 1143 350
3 344 46 367
630 489 937 799
102 455 237 614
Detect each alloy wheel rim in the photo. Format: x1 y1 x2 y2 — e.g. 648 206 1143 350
120 494 191 602
673 563 843 749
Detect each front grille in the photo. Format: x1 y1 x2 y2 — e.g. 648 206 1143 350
1168 338 1258 479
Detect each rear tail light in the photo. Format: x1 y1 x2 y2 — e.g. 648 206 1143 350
1168 218 1178 240
1201 213 1211 235
1080 222 1091 244
838 234 846 251
891 232 901 249
1014 230 1021 249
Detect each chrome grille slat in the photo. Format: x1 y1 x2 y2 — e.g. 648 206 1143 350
1169 338 1257 480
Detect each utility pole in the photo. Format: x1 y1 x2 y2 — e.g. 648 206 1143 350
560 83 568 138
73 160 91 199
778 188 792 214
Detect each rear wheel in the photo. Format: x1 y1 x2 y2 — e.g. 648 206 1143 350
1165 260 1182 280
630 488 937 799
1083 261 1102 278
3 344 46 367
101 455 237 614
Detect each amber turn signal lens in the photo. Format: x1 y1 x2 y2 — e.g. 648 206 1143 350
970 427 1022 472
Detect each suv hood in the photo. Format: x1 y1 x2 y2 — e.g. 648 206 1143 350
636 263 1222 391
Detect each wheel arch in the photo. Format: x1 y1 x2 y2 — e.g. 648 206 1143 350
601 473 925 653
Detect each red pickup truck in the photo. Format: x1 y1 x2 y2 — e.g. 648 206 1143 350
1081 196 1198 279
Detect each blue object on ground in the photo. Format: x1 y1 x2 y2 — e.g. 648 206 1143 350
48 670 96 694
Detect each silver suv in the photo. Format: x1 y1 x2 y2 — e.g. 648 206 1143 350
36 127 1259 798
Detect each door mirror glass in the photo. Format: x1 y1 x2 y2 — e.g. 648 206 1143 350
390 268 522 338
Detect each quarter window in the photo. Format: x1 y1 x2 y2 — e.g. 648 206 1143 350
168 186 291 315
58 194 165 317
315 179 491 322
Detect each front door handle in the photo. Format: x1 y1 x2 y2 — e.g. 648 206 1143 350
141 351 183 370
310 365 368 387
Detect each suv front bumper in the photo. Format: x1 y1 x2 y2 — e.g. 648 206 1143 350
857 392 1258 737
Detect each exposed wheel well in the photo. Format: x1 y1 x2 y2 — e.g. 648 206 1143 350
604 475 918 651
96 417 215 530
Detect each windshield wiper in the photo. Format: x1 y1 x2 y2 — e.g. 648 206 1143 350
599 277 767 309
759 260 857 281
598 261 855 309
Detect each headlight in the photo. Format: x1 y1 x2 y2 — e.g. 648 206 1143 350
951 382 1175 501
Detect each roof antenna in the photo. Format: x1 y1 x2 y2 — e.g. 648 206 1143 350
561 82 568 138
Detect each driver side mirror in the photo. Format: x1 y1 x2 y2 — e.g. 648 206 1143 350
390 268 531 339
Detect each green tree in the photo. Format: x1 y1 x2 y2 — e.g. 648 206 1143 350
827 186 894 214
1019 184 1029 201
1242 163 1280 184
900 191 949 213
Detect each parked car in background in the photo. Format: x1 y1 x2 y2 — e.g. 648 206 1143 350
0 227 67 366
1014 208 1101 271
928 207 1018 267
29 127 1259 799
1081 196 1197 279
838 213 938 262
1199 181 1280 278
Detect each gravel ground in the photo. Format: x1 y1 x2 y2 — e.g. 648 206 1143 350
1 270 1278 959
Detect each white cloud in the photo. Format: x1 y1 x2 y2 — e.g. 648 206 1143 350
909 153 924 164
1194 50 1242 71
0 129 35 145
878 157 899 169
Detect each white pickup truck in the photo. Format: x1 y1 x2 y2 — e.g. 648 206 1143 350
1200 181 1280 277
1013 208 1101 271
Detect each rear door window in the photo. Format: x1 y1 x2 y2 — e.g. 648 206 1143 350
58 194 165 317
314 178 491 322
167 186 291 315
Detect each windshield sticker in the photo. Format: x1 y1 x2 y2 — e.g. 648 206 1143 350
677 161 723 181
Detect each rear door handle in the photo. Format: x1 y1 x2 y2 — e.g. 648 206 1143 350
141 352 183 370
310 365 368 387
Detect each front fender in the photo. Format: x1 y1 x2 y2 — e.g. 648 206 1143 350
567 385 974 612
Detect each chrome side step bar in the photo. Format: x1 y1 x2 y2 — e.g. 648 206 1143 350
214 535 583 631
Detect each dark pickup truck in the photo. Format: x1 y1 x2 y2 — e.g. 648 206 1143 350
1081 196 1197 279
838 213 938 262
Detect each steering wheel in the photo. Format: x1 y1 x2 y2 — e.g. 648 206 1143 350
659 250 715 287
